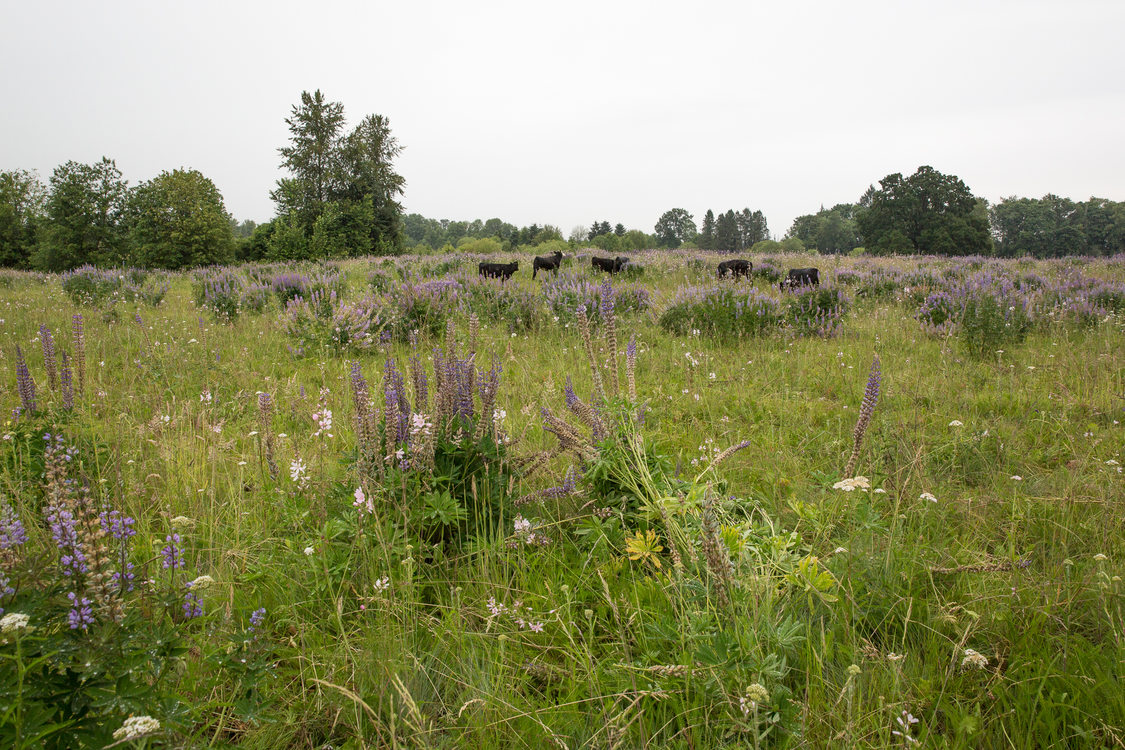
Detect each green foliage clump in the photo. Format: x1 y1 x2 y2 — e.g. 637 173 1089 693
61 266 166 307
958 285 1033 355
456 236 503 255
462 277 545 332
785 285 850 336
660 285 782 338
281 293 389 354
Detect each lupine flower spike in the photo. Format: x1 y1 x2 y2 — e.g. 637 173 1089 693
843 353 881 480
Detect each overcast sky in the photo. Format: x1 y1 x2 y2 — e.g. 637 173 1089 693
3 0 1124 238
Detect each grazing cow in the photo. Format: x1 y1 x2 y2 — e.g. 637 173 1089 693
592 255 630 274
478 260 519 281
780 267 820 291
532 250 564 280
717 259 752 279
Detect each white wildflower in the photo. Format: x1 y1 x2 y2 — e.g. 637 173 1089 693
948 420 963 427
1010 475 1023 481
373 577 390 592
289 457 308 488
112 715 161 741
1 612 31 634
961 648 989 670
920 492 938 503
189 575 215 589
303 546 315 556
833 476 871 492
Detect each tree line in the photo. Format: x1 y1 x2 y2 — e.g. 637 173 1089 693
784 166 1125 257
4 114 1125 269
0 90 407 271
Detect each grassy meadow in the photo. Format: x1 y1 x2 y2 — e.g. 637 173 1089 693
1 250 1123 748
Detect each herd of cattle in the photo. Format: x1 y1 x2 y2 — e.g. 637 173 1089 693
478 253 821 290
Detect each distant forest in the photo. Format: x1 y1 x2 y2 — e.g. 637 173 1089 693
2 92 1123 270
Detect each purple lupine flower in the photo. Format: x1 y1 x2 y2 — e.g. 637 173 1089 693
248 607 266 633
599 279 616 321
40 324 58 390
46 504 86 576
14 346 36 416
100 509 136 592
1 498 28 550
563 376 579 410
99 509 136 540
182 586 203 619
161 534 184 570
67 591 94 630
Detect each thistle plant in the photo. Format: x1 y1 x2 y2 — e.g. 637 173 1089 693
39 324 58 390
843 353 881 480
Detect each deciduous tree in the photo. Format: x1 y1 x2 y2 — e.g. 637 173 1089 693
0 169 46 267
856 166 991 255
126 169 235 269
37 158 129 271
654 208 695 249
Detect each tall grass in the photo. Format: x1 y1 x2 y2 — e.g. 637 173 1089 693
1 251 1122 747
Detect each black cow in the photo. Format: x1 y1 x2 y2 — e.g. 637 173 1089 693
533 251 564 280
780 267 820 291
592 255 630 274
478 261 518 281
717 259 751 279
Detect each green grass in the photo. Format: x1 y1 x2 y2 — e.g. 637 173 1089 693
0 252 1123 748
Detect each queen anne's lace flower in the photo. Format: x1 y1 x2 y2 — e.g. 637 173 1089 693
1 612 31 634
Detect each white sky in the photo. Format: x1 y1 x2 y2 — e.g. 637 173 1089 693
2 0 1123 238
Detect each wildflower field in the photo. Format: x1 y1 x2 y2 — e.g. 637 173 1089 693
1 250 1123 748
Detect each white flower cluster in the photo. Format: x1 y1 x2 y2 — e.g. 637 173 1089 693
112 715 161 741
511 516 550 547
961 648 989 670
1 612 31 634
832 476 871 492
